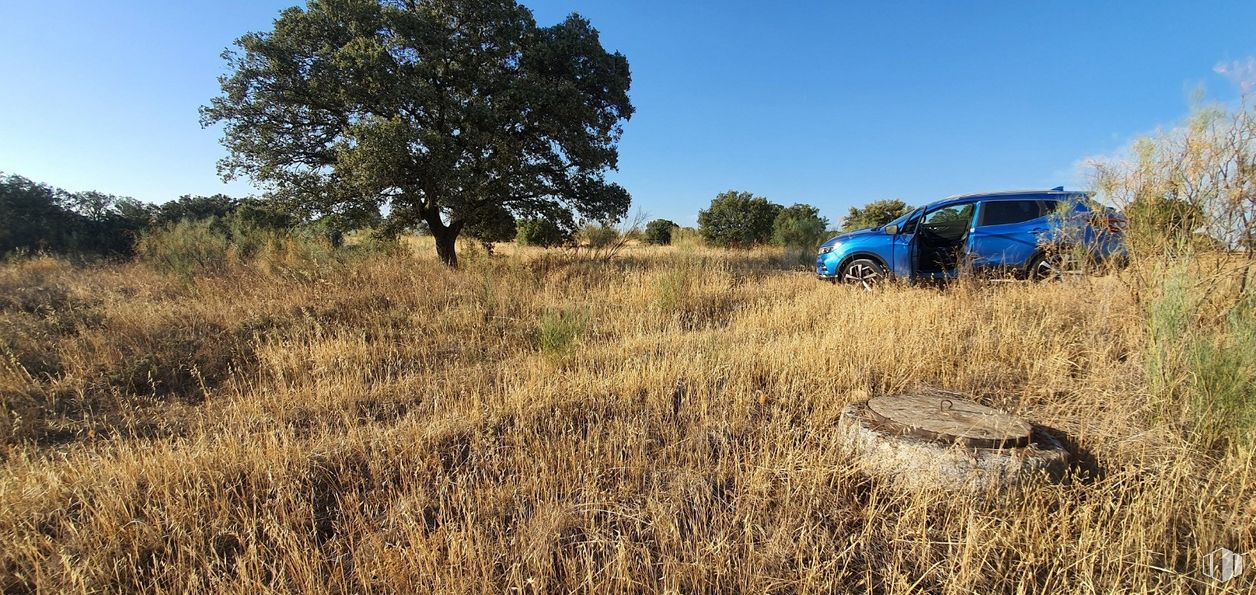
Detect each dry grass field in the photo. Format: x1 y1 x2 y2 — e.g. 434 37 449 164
0 240 1252 593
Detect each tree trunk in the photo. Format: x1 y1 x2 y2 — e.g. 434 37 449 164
432 225 459 267
422 206 464 268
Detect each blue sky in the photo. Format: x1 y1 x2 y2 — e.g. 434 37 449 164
3 1 1255 226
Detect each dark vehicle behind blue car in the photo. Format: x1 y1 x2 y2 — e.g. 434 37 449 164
817 188 1126 287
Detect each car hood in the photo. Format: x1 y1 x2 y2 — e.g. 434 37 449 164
820 228 878 248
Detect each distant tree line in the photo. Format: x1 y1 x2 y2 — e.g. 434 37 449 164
0 172 335 259
39 167 1194 268
1 173 150 257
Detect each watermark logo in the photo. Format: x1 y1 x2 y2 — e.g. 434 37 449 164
1203 548 1245 583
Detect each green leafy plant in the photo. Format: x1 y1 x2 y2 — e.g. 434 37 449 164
537 307 588 355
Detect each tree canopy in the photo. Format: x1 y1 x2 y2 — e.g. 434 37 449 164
842 199 910 231
201 0 634 266
463 205 518 250
698 191 782 248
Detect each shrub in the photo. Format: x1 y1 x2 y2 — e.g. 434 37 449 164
135 219 233 277
233 198 300 231
1092 90 1256 295
155 194 240 226
516 218 572 247
1187 299 1256 448
697 191 781 248
135 218 344 277
578 223 619 248
772 204 829 250
537 307 587 355
672 226 703 247
1146 265 1256 449
642 219 677 245
1122 194 1210 257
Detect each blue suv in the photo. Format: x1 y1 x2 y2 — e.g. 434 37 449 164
816 188 1125 287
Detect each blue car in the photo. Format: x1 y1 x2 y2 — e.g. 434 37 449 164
816 188 1125 287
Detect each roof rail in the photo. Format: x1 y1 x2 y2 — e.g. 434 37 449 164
943 187 1081 200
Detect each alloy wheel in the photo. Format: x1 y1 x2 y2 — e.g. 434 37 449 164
843 261 882 290
1032 252 1073 281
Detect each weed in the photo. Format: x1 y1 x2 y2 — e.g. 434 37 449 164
537 306 588 356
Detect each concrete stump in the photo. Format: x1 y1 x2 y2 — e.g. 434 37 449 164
837 392 1070 493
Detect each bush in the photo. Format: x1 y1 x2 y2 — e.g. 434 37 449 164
578 223 620 248
670 226 703 247
537 307 588 355
697 191 782 248
135 218 346 277
1121 194 1210 257
1145 265 1256 449
135 219 233 277
643 219 677 245
234 198 300 231
516 218 572 247
155 194 240 226
772 204 829 250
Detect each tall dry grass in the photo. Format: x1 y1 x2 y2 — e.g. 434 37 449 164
0 243 1252 593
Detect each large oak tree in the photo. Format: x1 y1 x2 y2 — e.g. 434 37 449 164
201 0 633 266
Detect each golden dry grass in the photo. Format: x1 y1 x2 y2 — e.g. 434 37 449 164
0 243 1252 593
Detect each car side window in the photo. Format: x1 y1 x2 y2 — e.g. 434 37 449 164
978 200 1043 227
921 203 975 240
901 210 922 234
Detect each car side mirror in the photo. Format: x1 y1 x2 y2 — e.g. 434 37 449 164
884 224 898 235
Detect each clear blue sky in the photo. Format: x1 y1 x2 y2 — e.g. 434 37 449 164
3 1 1255 226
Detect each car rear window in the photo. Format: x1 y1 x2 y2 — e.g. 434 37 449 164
978 200 1044 226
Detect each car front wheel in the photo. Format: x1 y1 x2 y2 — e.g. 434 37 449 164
841 258 886 289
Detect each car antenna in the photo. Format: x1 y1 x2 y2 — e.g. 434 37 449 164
1051 186 1064 191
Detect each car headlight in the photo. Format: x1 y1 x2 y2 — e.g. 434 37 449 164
818 243 840 255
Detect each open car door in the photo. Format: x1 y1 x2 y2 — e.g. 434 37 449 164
888 209 922 279
914 202 976 279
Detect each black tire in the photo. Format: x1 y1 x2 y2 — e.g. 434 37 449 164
841 257 887 289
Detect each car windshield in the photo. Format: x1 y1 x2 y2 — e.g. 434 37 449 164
882 208 918 230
